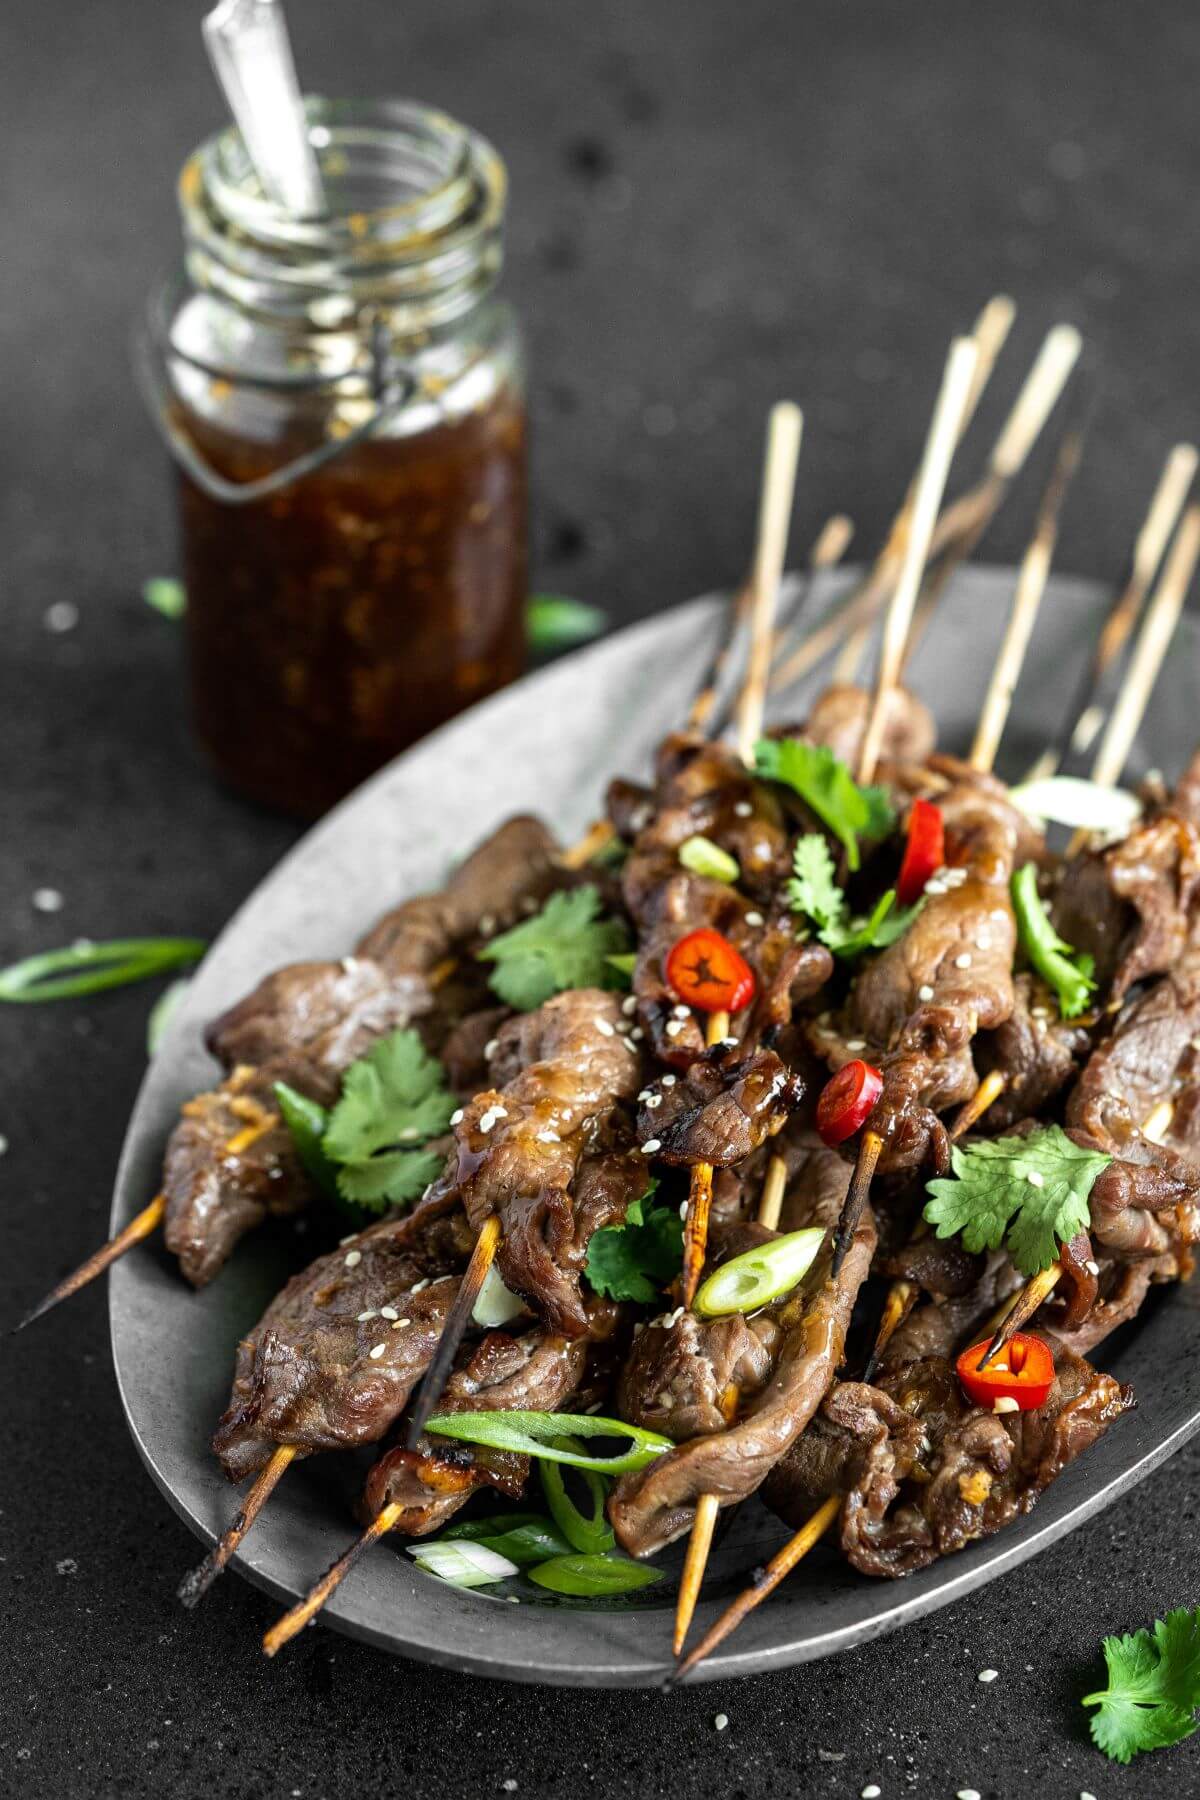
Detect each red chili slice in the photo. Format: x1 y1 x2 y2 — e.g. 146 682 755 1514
664 927 756 1015
956 1332 1054 1412
896 798 945 907
815 1058 884 1146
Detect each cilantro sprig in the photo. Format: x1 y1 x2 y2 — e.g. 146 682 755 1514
1084 1606 1200 1763
275 1027 455 1217
923 1124 1110 1277
478 886 631 1011
787 834 920 959
1012 862 1095 1019
585 1181 682 1304
754 738 894 872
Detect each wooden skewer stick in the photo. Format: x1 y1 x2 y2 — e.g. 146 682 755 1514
672 1493 842 1683
263 1500 405 1657
862 1070 1008 1382
829 1128 884 1279
404 1214 502 1447
14 1192 168 1332
968 384 1091 774
178 1443 299 1607
856 338 980 786
832 295 1016 687
1028 442 1199 779
757 1154 788 1233
679 1010 731 1308
734 403 804 764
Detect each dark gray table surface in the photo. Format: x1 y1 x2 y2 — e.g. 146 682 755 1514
3 1 1198 1795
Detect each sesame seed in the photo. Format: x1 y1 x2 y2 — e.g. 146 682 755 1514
357 1310 376 1322
975 933 991 950
646 1094 662 1110
862 1788 882 1799
1026 1170 1045 1188
595 1017 615 1037
521 895 539 914
713 1713 729 1731
641 1139 661 1155
622 996 638 1016
629 804 652 833
637 1089 652 1103
918 984 935 1002
661 1073 676 1087
1085 1259 1100 1276
679 1201 688 1219
451 1109 464 1126
368 1343 386 1360
391 1318 410 1329
1081 1792 1098 1800
339 1233 357 1246
344 1250 362 1268
0 1135 7 1156
479 1110 499 1133
32 887 64 913
744 911 764 927
845 1038 866 1052
341 955 360 975
616 1018 632 1034
630 1027 644 1041
956 1791 981 1800
924 880 947 896
478 914 496 937
665 1020 685 1038
398 1127 420 1141
537 1129 561 1143
484 1038 499 1059
380 1306 398 1320
734 801 753 818
978 1667 999 1681
45 600 80 633
672 1004 691 1020
993 1396 1020 1414
954 953 972 969
410 1278 430 1293
720 1036 738 1049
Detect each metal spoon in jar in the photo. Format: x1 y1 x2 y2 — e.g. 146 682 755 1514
202 0 327 217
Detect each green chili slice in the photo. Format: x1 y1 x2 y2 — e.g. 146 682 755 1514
540 1441 616 1554
527 1553 664 1597
442 1514 572 1566
1011 862 1095 1019
423 1410 673 1474
693 1226 827 1318
0 937 206 1004
273 1082 340 1199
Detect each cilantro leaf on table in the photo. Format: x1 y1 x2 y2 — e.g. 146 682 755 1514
585 1182 681 1304
923 1124 1110 1276
1084 1606 1200 1763
479 885 631 1011
755 738 894 871
787 835 921 959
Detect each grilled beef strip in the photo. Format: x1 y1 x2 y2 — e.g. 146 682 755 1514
974 973 1092 1130
796 682 937 772
424 989 646 1336
1053 752 1200 1006
633 1043 806 1166
608 1136 875 1558
163 817 560 1287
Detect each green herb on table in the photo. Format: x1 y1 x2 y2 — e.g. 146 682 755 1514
787 834 920 958
526 594 607 655
1084 1605 1200 1763
143 577 187 620
754 738 894 872
478 885 631 1011
1012 861 1096 1019
275 1027 455 1216
0 937 206 1004
924 1124 1111 1277
584 1181 682 1304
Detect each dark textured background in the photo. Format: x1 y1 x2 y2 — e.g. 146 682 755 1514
3 1 1199 1795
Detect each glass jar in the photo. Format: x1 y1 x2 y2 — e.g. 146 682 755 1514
136 99 528 818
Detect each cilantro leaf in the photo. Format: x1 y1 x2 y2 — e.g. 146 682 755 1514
756 739 894 871
1084 1607 1200 1763
585 1181 682 1304
786 835 921 959
479 886 631 1011
924 1124 1110 1276
1012 861 1096 1019
323 1029 456 1166
336 1147 446 1209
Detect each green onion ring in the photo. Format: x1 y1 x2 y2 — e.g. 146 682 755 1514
693 1226 828 1318
0 937 206 1004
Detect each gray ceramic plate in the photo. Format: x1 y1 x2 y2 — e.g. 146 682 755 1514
109 566 1200 1686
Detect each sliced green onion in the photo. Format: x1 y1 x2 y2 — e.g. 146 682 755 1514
526 594 607 655
693 1226 827 1317
273 1082 340 1199
442 1519 572 1566
1009 776 1142 836
527 1553 663 1597
471 1263 530 1329
678 835 741 884
407 1541 519 1587
146 977 192 1056
605 952 637 982
541 1442 615 1554
424 1410 674 1474
0 937 206 1004
143 576 187 620
1011 862 1096 1020
442 1511 546 1541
